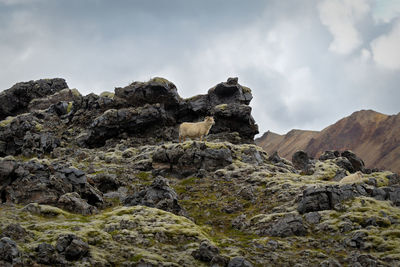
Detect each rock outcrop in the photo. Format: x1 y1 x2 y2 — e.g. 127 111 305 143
0 78 68 120
0 77 400 266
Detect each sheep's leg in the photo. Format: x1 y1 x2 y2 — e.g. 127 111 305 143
200 135 203 142
179 135 181 143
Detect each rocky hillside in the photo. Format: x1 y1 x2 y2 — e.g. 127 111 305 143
1 78 400 266
256 110 400 174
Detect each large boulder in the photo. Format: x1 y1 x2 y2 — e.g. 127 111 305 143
0 237 20 264
207 77 252 106
297 183 400 214
152 142 233 177
56 234 90 261
114 77 181 109
210 103 258 143
0 158 103 213
28 88 82 112
123 176 186 216
0 113 61 157
341 150 365 173
256 214 307 237
0 78 68 120
83 105 176 147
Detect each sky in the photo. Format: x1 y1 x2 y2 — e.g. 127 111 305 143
0 0 399 135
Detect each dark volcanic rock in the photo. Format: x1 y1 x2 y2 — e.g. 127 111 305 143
292 150 309 170
261 214 307 237
341 150 365 173
0 158 103 211
0 78 68 120
36 243 63 265
0 237 20 263
152 143 233 177
208 77 252 106
210 103 258 143
91 173 122 193
58 192 98 215
28 88 82 112
319 150 340 161
56 234 89 261
228 257 253 267
297 184 369 214
0 224 29 242
297 183 400 214
114 77 181 109
334 157 355 173
191 241 220 262
123 176 186 216
0 113 60 157
84 105 176 147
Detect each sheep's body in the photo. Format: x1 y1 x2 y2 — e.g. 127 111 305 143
179 116 215 142
339 171 363 184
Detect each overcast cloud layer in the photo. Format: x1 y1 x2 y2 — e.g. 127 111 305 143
1 0 399 135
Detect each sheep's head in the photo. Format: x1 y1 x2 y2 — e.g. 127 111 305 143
205 116 215 125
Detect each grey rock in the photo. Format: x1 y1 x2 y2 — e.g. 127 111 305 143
58 192 98 215
341 150 365 173
123 176 186 216
0 237 19 263
319 150 340 161
262 214 307 237
36 243 62 265
28 88 81 112
211 255 230 267
298 184 371 214
0 78 68 120
191 241 219 262
0 158 103 209
56 234 89 261
114 77 180 109
304 212 321 225
0 224 29 242
91 173 122 193
152 143 232 178
292 150 310 170
228 256 253 267
232 214 248 230
319 258 342 267
334 157 355 173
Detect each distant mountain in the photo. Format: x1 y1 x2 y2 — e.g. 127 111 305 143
256 110 400 174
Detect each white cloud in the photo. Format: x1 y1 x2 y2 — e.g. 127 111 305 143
318 0 370 54
371 20 400 70
372 0 400 24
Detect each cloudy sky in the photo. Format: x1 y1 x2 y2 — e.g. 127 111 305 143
1 0 399 135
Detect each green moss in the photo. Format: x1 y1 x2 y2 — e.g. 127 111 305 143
66 101 73 113
70 88 81 97
35 123 43 132
149 77 171 85
215 104 228 111
241 86 252 93
130 254 143 262
136 172 151 181
0 116 14 127
100 91 115 99
180 177 198 186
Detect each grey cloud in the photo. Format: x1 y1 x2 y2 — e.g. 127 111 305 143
0 0 399 135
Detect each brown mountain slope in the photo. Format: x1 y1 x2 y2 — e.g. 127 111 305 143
256 110 400 174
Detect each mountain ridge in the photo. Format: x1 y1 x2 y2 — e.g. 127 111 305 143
256 109 400 173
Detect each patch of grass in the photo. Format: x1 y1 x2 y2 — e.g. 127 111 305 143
0 116 14 127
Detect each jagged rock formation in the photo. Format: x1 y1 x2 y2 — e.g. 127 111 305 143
256 110 400 174
0 78 400 266
0 78 68 120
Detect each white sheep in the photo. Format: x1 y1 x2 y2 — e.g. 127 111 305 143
339 171 363 184
179 116 215 142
